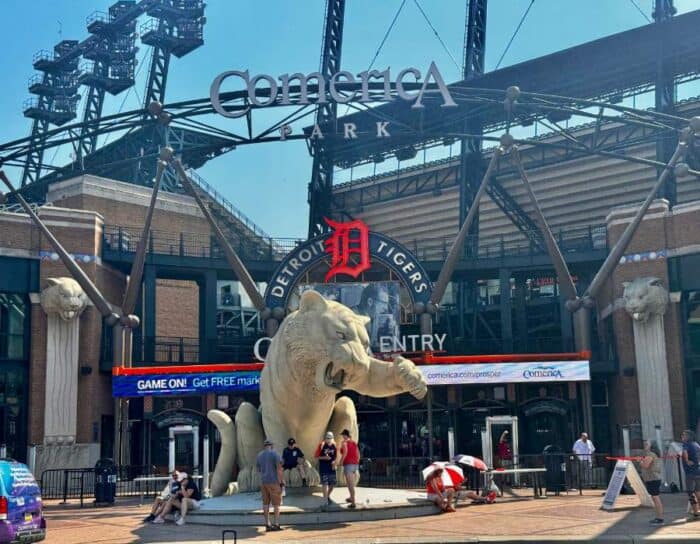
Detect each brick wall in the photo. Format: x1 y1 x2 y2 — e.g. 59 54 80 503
604 199 690 445
0 206 125 446
48 175 212 235
156 279 199 338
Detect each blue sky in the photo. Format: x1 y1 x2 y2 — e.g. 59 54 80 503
1 0 697 237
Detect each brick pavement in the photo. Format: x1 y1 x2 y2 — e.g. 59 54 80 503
41 490 700 543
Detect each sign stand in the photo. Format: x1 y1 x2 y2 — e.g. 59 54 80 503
601 460 653 511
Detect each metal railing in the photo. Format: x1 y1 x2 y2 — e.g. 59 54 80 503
40 465 160 506
103 225 294 262
103 222 607 264
357 453 616 493
411 224 607 262
129 335 264 365
132 335 200 364
186 169 275 243
0 202 41 215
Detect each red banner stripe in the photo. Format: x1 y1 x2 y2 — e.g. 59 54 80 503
113 363 264 376
112 351 589 376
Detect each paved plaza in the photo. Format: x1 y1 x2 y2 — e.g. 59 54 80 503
41 490 700 543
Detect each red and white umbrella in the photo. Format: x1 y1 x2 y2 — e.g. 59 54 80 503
422 462 465 487
453 454 489 472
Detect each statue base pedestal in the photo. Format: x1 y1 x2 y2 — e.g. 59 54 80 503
188 487 439 526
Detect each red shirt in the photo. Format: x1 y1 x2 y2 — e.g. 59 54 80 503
425 475 445 494
340 439 360 465
498 441 512 460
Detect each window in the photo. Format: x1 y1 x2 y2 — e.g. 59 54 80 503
687 292 700 359
0 294 27 360
591 379 608 407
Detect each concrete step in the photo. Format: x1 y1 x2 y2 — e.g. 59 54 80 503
187 488 437 526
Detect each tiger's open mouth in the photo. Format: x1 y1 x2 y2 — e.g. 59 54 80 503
324 362 346 390
60 310 77 321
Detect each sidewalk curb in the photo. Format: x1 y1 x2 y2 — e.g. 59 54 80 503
273 538 700 544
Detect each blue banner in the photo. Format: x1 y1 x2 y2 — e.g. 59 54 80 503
112 371 261 397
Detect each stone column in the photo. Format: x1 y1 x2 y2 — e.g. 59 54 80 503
623 277 674 442
39 277 88 445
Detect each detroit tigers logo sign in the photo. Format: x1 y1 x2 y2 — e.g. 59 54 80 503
323 218 371 281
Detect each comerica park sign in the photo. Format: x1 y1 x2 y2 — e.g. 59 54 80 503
210 62 457 137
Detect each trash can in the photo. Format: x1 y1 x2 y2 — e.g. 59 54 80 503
94 458 117 505
543 444 566 494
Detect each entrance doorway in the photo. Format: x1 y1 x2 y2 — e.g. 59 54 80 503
484 416 519 470
169 425 199 474
520 399 570 454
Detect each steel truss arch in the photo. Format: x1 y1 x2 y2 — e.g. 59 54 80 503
0 85 698 203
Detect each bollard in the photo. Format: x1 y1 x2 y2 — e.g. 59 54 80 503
27 445 36 474
168 437 176 473
203 435 210 497
448 428 455 461
61 470 69 504
622 426 631 458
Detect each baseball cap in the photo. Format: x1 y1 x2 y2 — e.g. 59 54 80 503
287 438 296 445
325 432 334 440
177 472 187 482
264 438 273 446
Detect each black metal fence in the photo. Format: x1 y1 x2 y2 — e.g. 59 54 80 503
358 454 618 493
103 223 607 265
39 465 163 506
132 335 200 364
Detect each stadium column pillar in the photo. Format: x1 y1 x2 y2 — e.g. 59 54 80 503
513 274 528 352
574 308 593 440
653 0 677 204
199 269 218 363
420 312 434 459
144 265 157 362
560 293 574 352
499 268 513 353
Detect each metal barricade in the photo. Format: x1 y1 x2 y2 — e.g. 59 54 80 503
40 465 159 506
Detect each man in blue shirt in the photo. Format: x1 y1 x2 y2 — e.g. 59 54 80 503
681 429 700 520
256 438 284 532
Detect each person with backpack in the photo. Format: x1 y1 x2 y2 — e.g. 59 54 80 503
681 429 700 521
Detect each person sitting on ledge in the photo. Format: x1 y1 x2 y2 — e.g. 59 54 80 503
143 470 182 523
153 473 201 526
282 438 308 487
425 468 456 513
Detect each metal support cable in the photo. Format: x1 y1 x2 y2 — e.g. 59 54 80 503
412 0 461 71
495 0 535 70
369 0 407 71
630 0 652 23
